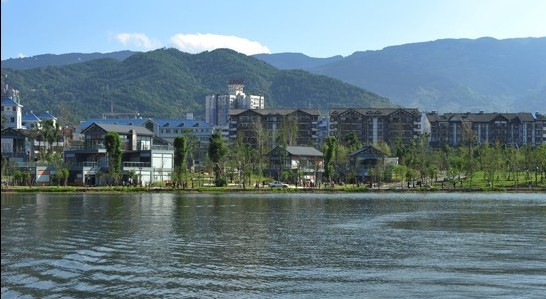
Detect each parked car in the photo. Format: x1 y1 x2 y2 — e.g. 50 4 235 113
269 181 289 188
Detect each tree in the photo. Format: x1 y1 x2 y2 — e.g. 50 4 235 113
393 164 409 188
323 136 337 183
183 129 198 187
173 136 187 189
230 133 254 188
251 120 268 180
54 168 69 186
104 132 122 185
208 132 228 187
344 131 362 152
276 114 299 147
41 119 60 158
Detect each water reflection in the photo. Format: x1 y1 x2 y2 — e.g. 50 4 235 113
2 192 545 298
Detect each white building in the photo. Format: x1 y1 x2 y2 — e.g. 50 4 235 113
1 85 23 129
205 80 264 126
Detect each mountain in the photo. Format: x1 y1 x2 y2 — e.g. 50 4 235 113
255 37 546 113
0 48 392 125
253 53 343 70
1 51 137 70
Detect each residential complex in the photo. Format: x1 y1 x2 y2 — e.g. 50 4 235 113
228 109 320 149
425 111 545 148
329 108 422 146
2 80 545 186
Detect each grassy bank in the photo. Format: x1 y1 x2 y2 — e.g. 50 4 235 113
2 184 544 194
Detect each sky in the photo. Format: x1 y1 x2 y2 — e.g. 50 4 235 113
1 0 546 60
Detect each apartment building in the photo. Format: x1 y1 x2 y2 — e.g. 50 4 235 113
329 108 422 146
228 109 320 149
425 111 544 148
205 80 265 126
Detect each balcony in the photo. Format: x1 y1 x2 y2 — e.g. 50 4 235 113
123 161 151 168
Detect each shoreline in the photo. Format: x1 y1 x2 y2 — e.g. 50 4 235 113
2 185 545 194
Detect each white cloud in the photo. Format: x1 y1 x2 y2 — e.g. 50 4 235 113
169 33 270 55
17 53 26 58
114 33 162 50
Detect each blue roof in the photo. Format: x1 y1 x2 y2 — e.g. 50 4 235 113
22 111 41 122
152 118 211 128
38 111 57 120
1 98 23 107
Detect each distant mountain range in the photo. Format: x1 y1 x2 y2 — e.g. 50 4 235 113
2 37 544 125
0 48 391 125
255 37 546 114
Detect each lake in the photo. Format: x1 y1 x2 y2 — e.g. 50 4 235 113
1 192 545 298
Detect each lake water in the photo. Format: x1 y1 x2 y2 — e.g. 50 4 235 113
1 192 545 298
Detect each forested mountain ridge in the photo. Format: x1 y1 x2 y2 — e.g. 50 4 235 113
1 48 392 126
255 37 546 113
1 51 136 70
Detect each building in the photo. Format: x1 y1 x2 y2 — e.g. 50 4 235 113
535 113 546 145
21 111 42 130
205 80 265 126
329 108 422 147
425 111 544 148
149 119 213 170
1 127 35 163
63 123 173 186
228 109 320 149
75 117 213 170
316 116 329 145
1 86 23 129
267 145 324 184
349 145 398 183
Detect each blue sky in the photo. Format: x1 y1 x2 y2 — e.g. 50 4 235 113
2 0 545 60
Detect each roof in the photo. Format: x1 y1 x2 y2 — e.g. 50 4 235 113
81 123 153 136
285 146 323 157
1 98 23 107
38 111 58 120
152 118 211 128
350 145 390 157
426 112 537 123
1 127 29 138
22 111 41 122
229 108 321 116
77 118 150 133
330 107 421 117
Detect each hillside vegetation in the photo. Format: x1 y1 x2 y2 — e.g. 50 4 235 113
1 48 392 125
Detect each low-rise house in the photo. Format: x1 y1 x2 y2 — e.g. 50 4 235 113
1 127 35 164
349 145 398 183
150 118 213 171
63 123 173 186
267 145 324 185
22 111 42 129
75 117 213 172
1 95 23 129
